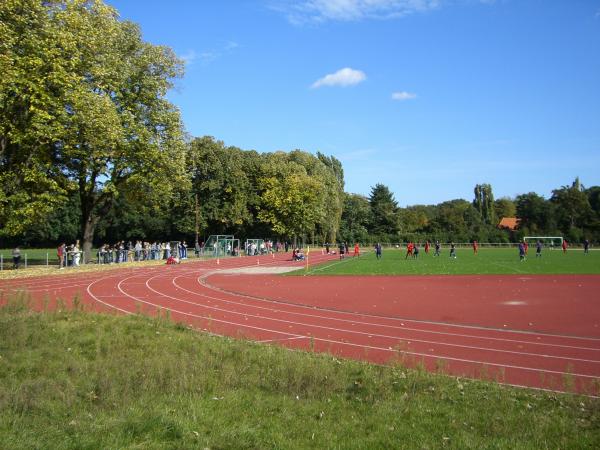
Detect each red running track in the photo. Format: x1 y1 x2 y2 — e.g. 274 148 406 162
1 252 599 395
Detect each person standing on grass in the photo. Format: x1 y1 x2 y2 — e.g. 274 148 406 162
413 243 420 259
523 240 529 256
72 241 81 266
57 243 65 269
405 241 413 259
472 240 478 255
375 242 382 259
339 242 345 260
519 242 526 261
536 240 542 258
353 242 360 257
424 240 430 255
562 239 568 253
434 240 441 257
584 239 589 254
449 242 457 259
12 246 21 269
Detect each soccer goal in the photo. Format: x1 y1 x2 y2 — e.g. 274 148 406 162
245 239 265 256
203 235 240 257
523 236 563 249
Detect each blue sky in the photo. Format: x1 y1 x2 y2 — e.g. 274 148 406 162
106 0 600 206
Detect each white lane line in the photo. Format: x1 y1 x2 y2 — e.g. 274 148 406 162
176 274 600 352
114 274 302 339
196 273 600 346
258 336 309 344
123 273 600 366
92 272 600 381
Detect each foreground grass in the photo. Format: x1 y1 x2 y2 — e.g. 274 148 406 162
301 248 600 276
1 298 599 449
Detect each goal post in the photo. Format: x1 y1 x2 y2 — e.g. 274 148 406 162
523 236 563 248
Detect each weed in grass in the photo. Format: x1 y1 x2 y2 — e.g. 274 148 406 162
435 358 448 374
563 364 576 393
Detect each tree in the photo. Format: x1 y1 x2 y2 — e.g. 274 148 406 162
369 184 399 236
257 173 325 239
186 136 257 237
494 197 516 221
1 0 188 258
551 177 593 236
339 193 371 243
0 0 72 236
515 193 555 234
473 183 496 225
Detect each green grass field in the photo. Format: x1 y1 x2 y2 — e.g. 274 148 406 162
302 248 600 276
1 297 599 449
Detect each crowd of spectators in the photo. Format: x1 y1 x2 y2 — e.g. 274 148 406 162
96 240 189 264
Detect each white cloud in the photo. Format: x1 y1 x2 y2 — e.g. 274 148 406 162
391 91 417 100
274 0 495 24
311 67 367 88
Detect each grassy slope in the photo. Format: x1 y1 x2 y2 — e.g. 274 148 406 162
300 248 600 276
1 299 598 449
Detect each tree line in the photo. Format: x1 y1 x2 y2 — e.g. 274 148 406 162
339 179 599 245
1 0 598 258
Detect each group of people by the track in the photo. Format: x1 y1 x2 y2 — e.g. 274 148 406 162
6 237 593 271
96 241 189 264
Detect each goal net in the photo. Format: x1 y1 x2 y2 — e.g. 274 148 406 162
203 235 240 257
523 236 563 248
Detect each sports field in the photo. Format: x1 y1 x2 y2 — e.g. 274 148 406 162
301 247 600 276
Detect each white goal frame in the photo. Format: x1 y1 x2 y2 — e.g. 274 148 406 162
523 236 563 247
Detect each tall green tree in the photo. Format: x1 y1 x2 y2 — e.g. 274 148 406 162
339 193 371 243
257 172 325 239
0 0 72 236
1 0 187 258
369 184 399 236
494 197 516 221
186 136 257 237
473 183 496 225
515 193 555 234
551 177 593 238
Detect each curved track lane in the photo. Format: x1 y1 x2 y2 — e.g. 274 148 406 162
2 253 599 395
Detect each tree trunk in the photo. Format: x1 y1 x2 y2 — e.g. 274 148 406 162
82 214 98 263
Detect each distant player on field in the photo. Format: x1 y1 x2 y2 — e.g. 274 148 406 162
413 243 420 259
434 240 441 257
353 242 360 257
519 242 526 261
535 240 542 258
374 242 382 259
472 240 478 255
562 239 568 253
523 240 529 256
424 240 430 254
449 242 457 259
405 242 413 259
584 239 589 254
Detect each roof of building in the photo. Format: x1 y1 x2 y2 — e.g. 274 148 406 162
498 217 519 230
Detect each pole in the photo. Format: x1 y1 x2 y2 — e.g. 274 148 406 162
305 246 310 272
25 253 28 269
46 252 49 267
0 254 3 270
195 192 199 250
